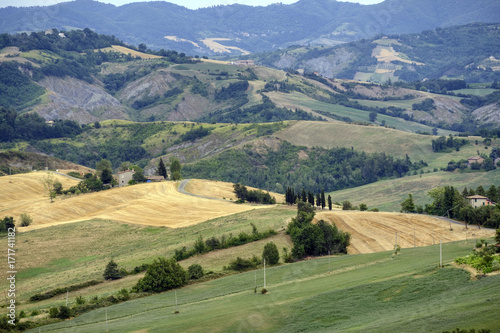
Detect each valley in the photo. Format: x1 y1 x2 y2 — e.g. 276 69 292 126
0 4 499 332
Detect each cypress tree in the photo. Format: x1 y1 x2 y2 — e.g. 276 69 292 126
321 190 326 210
328 195 332 211
158 158 167 179
301 189 307 202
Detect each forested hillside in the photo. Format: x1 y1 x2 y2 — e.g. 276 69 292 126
255 23 500 84
0 0 498 55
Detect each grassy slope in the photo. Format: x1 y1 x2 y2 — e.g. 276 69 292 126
275 121 497 169
328 170 500 212
29 241 500 333
0 206 296 307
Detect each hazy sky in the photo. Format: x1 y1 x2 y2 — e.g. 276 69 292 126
0 0 384 9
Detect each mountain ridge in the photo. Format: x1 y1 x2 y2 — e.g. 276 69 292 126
0 0 498 55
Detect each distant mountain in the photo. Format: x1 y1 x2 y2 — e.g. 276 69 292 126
253 23 500 83
0 0 498 55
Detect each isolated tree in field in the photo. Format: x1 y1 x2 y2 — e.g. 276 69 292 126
158 158 167 179
103 260 122 280
134 257 187 293
262 242 280 265
20 213 32 227
369 111 377 122
401 194 416 213
359 203 368 211
40 172 55 198
170 157 182 180
328 195 332 211
53 180 63 195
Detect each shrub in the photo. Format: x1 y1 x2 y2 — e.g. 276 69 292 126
57 305 71 319
261 288 268 294
75 296 85 305
49 307 59 318
188 264 204 279
262 242 280 265
282 247 293 263
117 288 130 301
20 213 32 227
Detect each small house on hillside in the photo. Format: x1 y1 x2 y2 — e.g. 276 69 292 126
466 195 496 208
468 156 484 167
118 170 135 187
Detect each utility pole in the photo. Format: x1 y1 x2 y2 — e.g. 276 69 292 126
328 250 331 273
175 290 178 313
439 239 442 268
263 259 267 288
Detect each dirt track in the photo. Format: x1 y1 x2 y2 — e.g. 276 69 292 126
316 211 494 254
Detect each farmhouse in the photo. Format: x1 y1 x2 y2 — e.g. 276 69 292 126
232 60 255 66
147 176 165 182
118 170 135 187
466 195 496 208
467 156 484 166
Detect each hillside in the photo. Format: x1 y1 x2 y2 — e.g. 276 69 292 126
0 172 270 229
1 26 499 130
256 23 500 84
0 0 498 55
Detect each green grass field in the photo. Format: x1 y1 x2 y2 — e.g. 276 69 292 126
266 91 452 134
28 240 499 332
328 169 500 212
0 207 296 312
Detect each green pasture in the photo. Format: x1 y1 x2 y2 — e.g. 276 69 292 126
29 240 499 332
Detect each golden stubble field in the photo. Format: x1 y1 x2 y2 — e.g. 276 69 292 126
184 179 285 203
0 172 272 230
316 211 495 255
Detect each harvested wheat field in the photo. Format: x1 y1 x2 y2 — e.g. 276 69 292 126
316 211 495 254
1 172 268 230
184 179 285 203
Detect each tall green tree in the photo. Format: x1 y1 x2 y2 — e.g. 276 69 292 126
134 257 187 293
262 242 280 265
158 158 167 179
321 190 326 210
401 194 415 213
103 260 121 280
328 195 332 211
